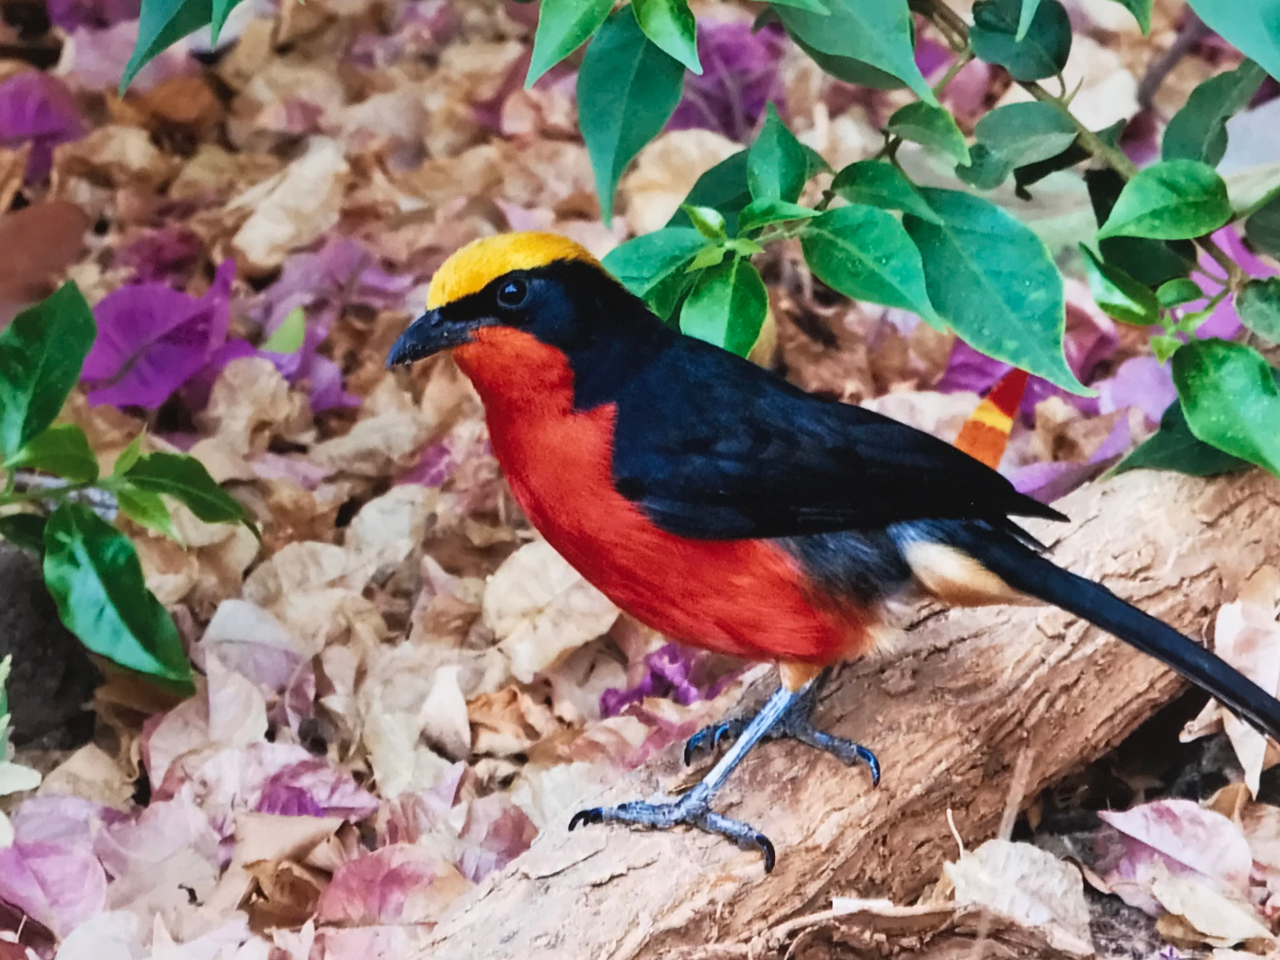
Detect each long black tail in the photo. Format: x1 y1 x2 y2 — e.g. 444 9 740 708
964 528 1280 742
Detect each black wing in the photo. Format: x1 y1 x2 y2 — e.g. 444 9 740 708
609 334 1064 540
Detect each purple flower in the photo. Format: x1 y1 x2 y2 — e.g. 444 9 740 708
667 21 787 142
1009 416 1132 503
0 72 86 182
914 36 952 79
45 0 139 31
115 225 204 286
1096 356 1177 424
249 235 413 338
182 325 360 414
82 260 234 409
600 643 740 717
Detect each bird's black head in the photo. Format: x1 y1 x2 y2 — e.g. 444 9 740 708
386 232 655 369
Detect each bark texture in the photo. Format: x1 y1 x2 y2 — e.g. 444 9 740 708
422 469 1280 959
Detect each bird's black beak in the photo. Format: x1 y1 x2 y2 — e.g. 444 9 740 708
386 309 484 368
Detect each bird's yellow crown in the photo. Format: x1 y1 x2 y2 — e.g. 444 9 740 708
426 232 599 309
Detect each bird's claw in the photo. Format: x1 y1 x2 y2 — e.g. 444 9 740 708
682 719 746 764
568 794 777 872
683 700 880 786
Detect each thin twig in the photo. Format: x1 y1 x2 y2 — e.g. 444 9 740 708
2 473 118 519
1137 10 1210 111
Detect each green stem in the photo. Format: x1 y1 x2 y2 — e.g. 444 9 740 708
924 0 970 47
1197 235 1242 288
1020 83 1138 179
932 50 975 98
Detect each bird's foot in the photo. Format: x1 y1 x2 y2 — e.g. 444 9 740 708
568 791 776 872
683 681 880 786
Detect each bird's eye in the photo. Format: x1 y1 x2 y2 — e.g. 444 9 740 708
496 278 529 309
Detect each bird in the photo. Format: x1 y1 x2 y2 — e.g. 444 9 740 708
387 230 1280 872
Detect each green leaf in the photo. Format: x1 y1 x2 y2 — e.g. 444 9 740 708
1163 61 1266 166
1017 0 1043 41
736 199 818 234
904 188 1086 394
1173 339 1280 474
601 227 709 319
1185 1 1280 85
801 144 832 178
1237 277 1280 342
686 245 728 271
1096 159 1231 240
956 144 1014 190
122 0 213 92
970 0 1072 82
116 485 182 544
789 31 907 88
1245 191 1280 259
678 256 769 356
1151 334 1181 363
578 6 686 226
768 0 830 11
748 104 810 203
723 237 764 258
122 452 252 527
801 206 939 321
261 306 306 354
772 0 935 104
42 503 193 690
973 101 1078 168
632 0 701 73
830 161 941 223
1086 168 1197 285
1012 120 1121 199
0 513 46 553
1079 244 1159 326
5 424 99 484
667 151 751 235
0 283 95 462
208 0 245 45
1156 278 1205 308
682 204 727 239
1105 0 1151 33
527 0 615 87
1113 396 1251 477
886 102 971 165
113 432 145 477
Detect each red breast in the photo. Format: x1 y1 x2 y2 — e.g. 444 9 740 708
455 327 877 664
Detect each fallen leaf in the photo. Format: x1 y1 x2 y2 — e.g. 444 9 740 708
484 540 619 683
0 842 107 938
314 844 468 925
230 137 350 272
1096 799 1253 915
1150 861 1273 949
1182 567 1280 795
945 839 1092 958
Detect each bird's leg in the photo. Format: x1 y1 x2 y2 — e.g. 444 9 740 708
683 666 881 785
569 681 802 872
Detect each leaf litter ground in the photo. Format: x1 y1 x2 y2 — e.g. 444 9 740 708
0 0 1278 957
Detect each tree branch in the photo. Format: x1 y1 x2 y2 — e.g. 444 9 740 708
418 467 1280 960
